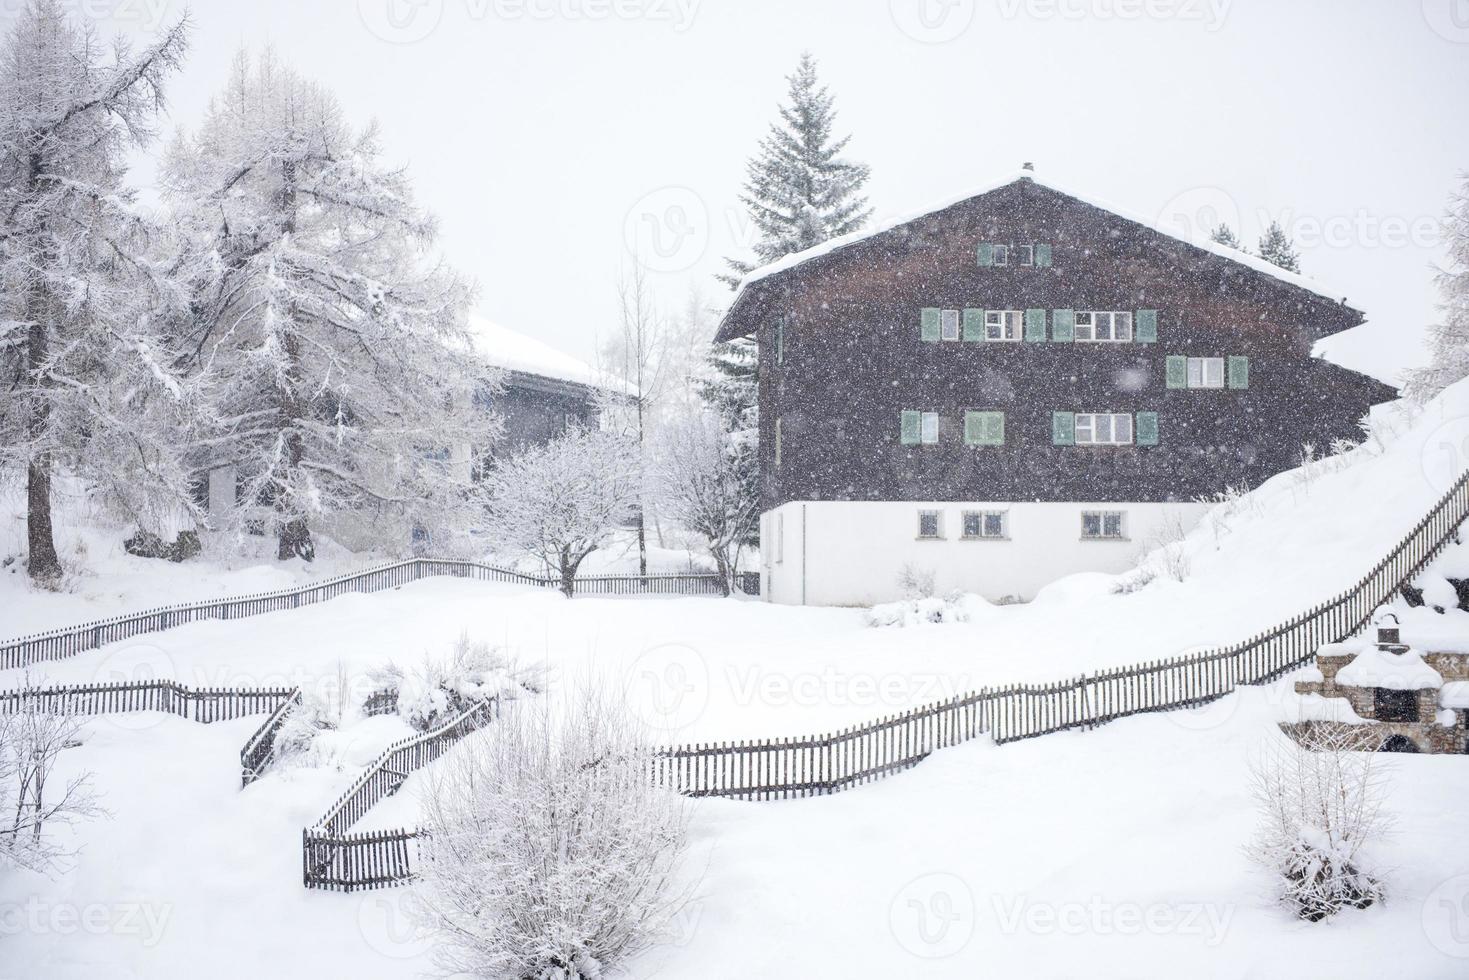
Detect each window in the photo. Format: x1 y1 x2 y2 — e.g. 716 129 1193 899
985 310 1023 342
992 244 1009 266
1017 245 1034 267
1187 357 1225 389
1081 511 1126 540
1074 413 1133 446
962 510 1007 540
1073 311 1133 343
963 411 1005 446
940 308 961 342
918 510 944 540
920 412 939 445
774 417 782 467
776 513 785 563
1374 688 1418 723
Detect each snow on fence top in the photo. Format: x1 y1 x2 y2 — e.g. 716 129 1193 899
726 169 1355 313
465 314 636 396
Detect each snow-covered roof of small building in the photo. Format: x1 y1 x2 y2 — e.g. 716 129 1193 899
1335 645 1443 690
717 170 1361 342
1441 681 1469 710
465 315 634 396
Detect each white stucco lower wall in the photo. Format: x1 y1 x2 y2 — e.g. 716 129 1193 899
760 500 1210 607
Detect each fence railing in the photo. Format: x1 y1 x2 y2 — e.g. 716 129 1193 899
1 560 752 672
240 689 304 787
0 679 294 724
302 696 503 892
652 468 1469 800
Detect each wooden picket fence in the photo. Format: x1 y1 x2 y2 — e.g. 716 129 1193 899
0 559 751 672
239 689 304 786
0 679 294 724
301 696 503 892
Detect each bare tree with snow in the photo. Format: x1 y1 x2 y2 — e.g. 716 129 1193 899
484 425 640 596
411 686 691 980
161 49 489 561
1249 725 1390 922
653 409 758 593
0 698 101 876
0 1 192 584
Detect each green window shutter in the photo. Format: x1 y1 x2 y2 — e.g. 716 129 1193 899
1136 411 1159 446
1052 411 1075 446
901 411 921 445
1166 355 1188 389
1135 309 1158 343
1051 309 1075 343
1228 355 1250 389
962 308 985 342
920 308 941 342
983 411 1005 446
977 242 994 267
1035 244 1052 268
963 411 983 445
1024 308 1047 342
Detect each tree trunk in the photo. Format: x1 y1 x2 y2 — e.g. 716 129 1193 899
272 159 313 564
712 548 732 598
559 551 577 598
26 455 61 584
636 508 648 578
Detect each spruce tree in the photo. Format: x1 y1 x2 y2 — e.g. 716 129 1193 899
1404 174 1469 402
1257 220 1302 272
719 51 872 286
1210 223 1246 252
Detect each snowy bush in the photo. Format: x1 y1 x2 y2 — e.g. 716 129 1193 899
867 591 990 628
1248 726 1390 922
411 687 691 980
895 563 937 600
389 635 528 733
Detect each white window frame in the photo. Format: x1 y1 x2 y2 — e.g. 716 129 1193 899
1017 245 1034 267
940 308 961 342
985 310 1023 342
1081 510 1127 541
961 510 1008 540
920 412 940 445
917 509 944 540
1187 356 1225 389
1074 413 1134 446
1073 310 1134 343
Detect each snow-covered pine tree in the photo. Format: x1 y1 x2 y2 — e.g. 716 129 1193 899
1404 173 1469 403
0 1 192 583
1257 220 1302 272
1210 222 1247 252
719 51 872 286
162 50 489 561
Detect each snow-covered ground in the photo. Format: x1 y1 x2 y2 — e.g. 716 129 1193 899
5 679 1467 980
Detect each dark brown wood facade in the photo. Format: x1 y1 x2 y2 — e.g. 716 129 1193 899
718 178 1398 510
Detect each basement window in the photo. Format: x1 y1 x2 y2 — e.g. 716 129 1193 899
962 510 1007 540
918 510 944 540
1374 688 1419 723
1081 511 1126 540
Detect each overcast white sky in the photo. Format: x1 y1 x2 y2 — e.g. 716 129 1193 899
49 0 1469 386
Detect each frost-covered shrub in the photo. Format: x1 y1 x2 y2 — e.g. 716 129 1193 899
411 688 690 980
272 689 341 763
896 563 937 600
867 592 990 628
1249 726 1390 922
391 635 527 733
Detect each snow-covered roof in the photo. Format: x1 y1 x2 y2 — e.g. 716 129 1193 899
1441 681 1469 710
1335 645 1443 690
465 315 634 396
722 170 1356 332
